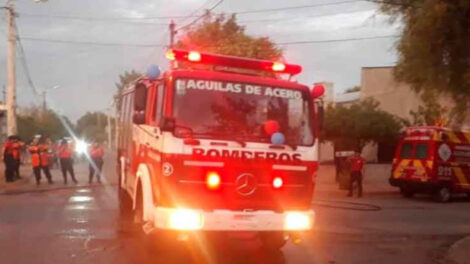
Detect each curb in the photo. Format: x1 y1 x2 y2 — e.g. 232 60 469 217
448 236 470 264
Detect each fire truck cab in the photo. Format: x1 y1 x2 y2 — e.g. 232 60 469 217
390 126 470 202
117 49 323 249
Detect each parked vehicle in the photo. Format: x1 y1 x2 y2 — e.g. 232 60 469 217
390 126 470 202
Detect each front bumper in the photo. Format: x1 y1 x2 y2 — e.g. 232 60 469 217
153 207 315 231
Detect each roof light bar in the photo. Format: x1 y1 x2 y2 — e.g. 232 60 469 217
166 49 302 75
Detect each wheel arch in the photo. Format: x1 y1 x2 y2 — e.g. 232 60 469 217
133 163 155 222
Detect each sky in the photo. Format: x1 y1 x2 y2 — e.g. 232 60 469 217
0 0 401 121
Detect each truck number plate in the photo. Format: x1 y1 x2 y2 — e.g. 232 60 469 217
233 214 254 221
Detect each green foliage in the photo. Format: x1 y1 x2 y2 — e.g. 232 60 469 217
344 86 361 93
17 107 73 142
406 91 449 126
176 12 282 60
323 99 403 152
114 70 141 112
378 0 470 124
76 111 110 143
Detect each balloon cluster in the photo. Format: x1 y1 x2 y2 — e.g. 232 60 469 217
264 120 285 145
147 64 161 79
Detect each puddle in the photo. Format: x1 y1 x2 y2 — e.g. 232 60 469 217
69 196 93 203
66 204 91 210
57 228 91 238
70 217 89 224
76 189 92 193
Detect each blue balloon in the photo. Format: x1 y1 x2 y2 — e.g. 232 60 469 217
271 132 285 145
147 65 161 79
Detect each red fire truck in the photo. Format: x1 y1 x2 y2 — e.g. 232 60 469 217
117 49 324 250
390 126 470 202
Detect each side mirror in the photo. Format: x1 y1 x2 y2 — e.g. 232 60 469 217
134 83 147 111
133 112 146 124
311 84 325 99
160 116 176 132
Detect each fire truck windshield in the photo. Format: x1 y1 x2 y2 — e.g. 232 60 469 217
173 78 314 146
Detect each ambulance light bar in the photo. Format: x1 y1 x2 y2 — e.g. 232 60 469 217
166 49 302 75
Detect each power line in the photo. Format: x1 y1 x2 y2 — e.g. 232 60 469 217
142 1 220 67
233 0 362 15
17 13 169 25
365 0 416 8
14 22 41 96
176 0 224 31
238 8 376 24
16 0 365 21
178 0 215 25
19 37 166 47
17 34 399 48
277 35 399 45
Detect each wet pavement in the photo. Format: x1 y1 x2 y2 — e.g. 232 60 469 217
1 159 469 264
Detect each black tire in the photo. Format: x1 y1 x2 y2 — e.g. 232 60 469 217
118 164 132 219
434 185 451 203
259 232 287 251
400 186 414 198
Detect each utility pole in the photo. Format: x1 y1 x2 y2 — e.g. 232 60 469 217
6 2 17 136
169 20 176 48
106 111 111 150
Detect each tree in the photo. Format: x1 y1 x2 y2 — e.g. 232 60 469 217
175 12 282 60
407 91 449 126
378 0 470 125
322 99 403 152
114 70 141 113
76 111 110 143
344 86 361 93
17 106 74 142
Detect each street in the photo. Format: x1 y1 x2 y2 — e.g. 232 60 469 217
0 157 469 264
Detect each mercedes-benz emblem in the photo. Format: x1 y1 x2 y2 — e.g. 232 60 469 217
235 173 257 196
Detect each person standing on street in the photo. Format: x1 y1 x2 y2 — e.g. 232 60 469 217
3 136 15 182
28 137 43 185
39 137 54 184
11 136 24 180
58 139 77 184
347 152 366 197
88 141 104 184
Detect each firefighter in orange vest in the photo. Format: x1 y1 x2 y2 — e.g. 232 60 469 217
347 152 366 197
38 137 54 184
88 141 104 184
58 139 77 184
3 136 16 182
11 136 24 180
28 137 43 185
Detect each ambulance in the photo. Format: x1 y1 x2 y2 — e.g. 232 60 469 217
117 49 324 250
389 126 470 202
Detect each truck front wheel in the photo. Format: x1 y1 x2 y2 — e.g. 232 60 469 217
400 186 414 198
118 166 132 219
434 186 451 203
259 232 287 251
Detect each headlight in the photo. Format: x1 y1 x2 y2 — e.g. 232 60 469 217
168 209 204 230
284 211 313 231
75 140 88 154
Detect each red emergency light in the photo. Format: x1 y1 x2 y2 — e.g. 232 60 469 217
166 49 302 75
